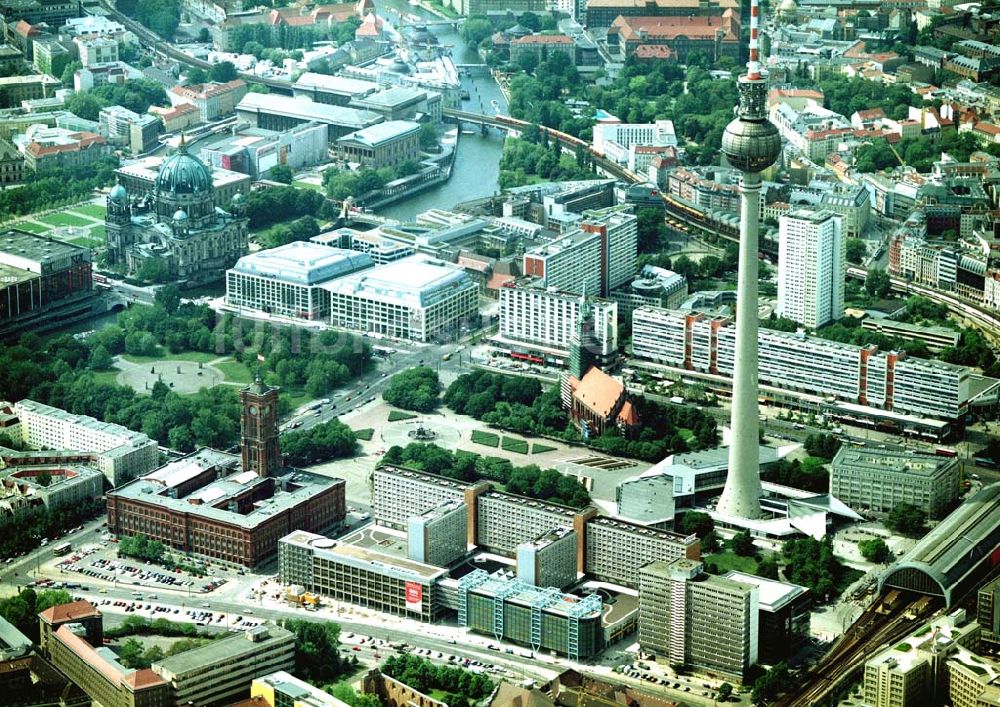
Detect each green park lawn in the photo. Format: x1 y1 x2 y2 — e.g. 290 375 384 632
501 436 529 454
73 204 108 219
531 442 557 454
122 351 220 365
704 551 760 575
213 359 254 385
38 212 94 228
471 430 500 447
11 221 49 234
388 410 418 422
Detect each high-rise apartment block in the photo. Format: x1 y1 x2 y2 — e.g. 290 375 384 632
496 280 618 369
516 526 578 589
777 208 845 329
638 559 759 680
585 516 700 587
407 499 467 567
12 399 158 486
831 446 960 519
580 205 638 294
523 230 603 297
632 306 973 420
863 610 981 707
978 576 1000 652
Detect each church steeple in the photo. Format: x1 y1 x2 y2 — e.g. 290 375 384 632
568 285 597 380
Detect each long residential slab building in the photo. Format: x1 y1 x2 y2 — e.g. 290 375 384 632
631 305 976 420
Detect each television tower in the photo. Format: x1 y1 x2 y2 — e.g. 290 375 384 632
716 0 782 519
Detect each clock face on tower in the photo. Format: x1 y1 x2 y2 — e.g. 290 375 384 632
249 405 258 415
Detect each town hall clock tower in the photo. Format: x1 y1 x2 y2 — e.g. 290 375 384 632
240 376 281 478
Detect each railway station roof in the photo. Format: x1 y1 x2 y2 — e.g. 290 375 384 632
879 482 1000 607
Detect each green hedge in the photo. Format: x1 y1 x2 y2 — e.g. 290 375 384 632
471 430 500 447
501 437 529 454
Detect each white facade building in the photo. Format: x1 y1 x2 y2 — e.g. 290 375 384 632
581 205 638 294
225 242 374 321
496 281 618 365
325 254 478 342
631 307 973 420
12 400 158 485
777 208 845 329
523 230 603 297
592 120 677 163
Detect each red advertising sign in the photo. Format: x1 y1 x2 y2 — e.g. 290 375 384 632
405 582 423 612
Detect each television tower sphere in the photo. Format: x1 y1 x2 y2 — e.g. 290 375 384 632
721 77 782 174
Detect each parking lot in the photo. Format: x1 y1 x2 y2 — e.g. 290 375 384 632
94 597 265 631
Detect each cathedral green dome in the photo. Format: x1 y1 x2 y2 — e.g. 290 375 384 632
155 141 212 195
109 182 128 203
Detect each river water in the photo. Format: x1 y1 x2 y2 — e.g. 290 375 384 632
376 0 508 220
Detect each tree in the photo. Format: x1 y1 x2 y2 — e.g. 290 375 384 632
280 419 358 466
36 470 53 487
677 511 714 539
858 538 891 563
89 345 114 371
383 367 441 412
518 11 541 30
752 662 789 705
517 52 539 74
118 638 148 669
154 284 181 315
636 208 667 253
804 433 841 460
460 17 493 48
865 269 891 299
269 164 294 184
885 503 926 536
184 67 208 85
60 60 82 87
846 238 867 265
282 619 350 683
717 682 734 702
209 61 238 82
731 530 756 557
419 122 438 150
65 92 107 121
198 27 211 42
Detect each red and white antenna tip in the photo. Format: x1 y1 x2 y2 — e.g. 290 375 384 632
747 0 762 79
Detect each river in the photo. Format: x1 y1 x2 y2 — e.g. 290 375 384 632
375 0 508 220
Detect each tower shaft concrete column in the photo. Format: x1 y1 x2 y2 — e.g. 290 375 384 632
717 172 763 519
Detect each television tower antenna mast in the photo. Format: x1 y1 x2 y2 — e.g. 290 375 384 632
715 0 782 519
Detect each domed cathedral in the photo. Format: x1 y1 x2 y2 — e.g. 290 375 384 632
104 138 249 287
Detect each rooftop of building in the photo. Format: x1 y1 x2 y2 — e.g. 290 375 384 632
236 93 381 128
457 569 603 619
293 72 379 96
609 13 739 41
588 0 736 8
524 228 600 258
1 464 104 490
573 367 625 419
337 120 420 148
882 482 1000 605
0 230 89 269
0 74 59 86
868 609 980 674
376 464 472 491
253 671 352 707
413 497 465 521
116 156 249 190
522 525 575 550
351 85 429 109
722 571 809 612
320 254 474 309
230 242 374 285
154 625 293 677
832 444 957 477
281 528 448 582
14 399 150 445
481 489 583 519
511 33 573 44
110 448 343 530
587 514 696 544
171 79 246 99
665 444 780 472
54 624 166 689
0 615 31 655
